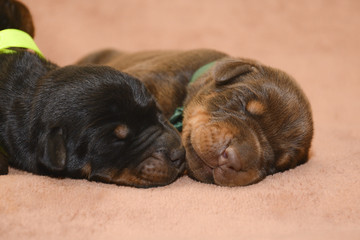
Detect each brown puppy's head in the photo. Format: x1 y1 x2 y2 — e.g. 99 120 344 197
0 0 35 36
182 58 313 186
32 65 185 188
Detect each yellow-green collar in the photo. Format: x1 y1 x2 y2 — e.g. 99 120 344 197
0 29 45 157
0 29 44 58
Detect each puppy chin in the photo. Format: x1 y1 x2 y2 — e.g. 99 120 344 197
86 151 185 188
112 157 185 188
138 156 185 185
212 166 263 187
185 133 265 187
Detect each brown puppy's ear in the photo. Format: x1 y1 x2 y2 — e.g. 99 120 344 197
38 127 67 172
0 0 35 37
213 59 257 84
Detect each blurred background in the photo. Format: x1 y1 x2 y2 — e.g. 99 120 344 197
23 0 360 128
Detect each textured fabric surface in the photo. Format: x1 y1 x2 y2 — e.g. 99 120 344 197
1 0 359 239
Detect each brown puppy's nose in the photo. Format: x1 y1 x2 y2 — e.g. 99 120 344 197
218 146 242 171
217 140 259 173
170 147 186 168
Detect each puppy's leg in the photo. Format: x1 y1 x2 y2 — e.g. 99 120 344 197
37 127 67 172
0 151 8 175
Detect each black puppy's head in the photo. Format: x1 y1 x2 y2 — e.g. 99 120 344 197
32 65 185 188
183 58 313 186
0 0 35 36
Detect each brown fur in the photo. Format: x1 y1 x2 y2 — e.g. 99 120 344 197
78 49 228 118
78 49 314 186
0 0 35 37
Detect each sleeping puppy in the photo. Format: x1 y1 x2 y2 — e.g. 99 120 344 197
0 0 185 188
182 58 313 186
78 49 313 187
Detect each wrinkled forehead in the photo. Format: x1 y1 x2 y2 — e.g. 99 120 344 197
191 79 251 111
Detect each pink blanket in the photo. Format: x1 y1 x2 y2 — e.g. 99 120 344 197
1 0 359 239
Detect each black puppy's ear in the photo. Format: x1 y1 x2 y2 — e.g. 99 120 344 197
213 59 258 84
38 127 67 172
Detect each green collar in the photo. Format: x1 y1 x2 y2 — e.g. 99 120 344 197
189 61 216 84
0 29 44 58
0 29 45 156
169 61 216 132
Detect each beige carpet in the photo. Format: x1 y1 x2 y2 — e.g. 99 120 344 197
1 0 359 239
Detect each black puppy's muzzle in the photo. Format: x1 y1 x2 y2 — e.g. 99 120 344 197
131 125 185 171
169 147 186 169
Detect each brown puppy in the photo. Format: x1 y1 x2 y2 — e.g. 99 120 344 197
182 58 313 186
78 49 313 186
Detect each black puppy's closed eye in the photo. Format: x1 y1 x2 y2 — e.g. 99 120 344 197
38 127 67 171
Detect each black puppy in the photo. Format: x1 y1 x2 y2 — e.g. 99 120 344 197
0 0 185 188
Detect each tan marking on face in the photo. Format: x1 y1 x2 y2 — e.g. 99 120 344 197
246 100 265 115
203 92 219 101
89 168 119 183
114 124 129 139
182 104 211 145
81 163 92 178
113 168 151 187
275 153 291 170
190 124 232 168
184 105 211 129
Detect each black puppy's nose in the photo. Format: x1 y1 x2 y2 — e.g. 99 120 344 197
170 147 186 168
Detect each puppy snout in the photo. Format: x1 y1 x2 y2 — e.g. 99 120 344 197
212 140 263 186
170 147 186 168
218 146 242 171
190 124 232 168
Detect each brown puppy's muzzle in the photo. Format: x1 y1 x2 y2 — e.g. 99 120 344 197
212 138 263 186
183 106 265 187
